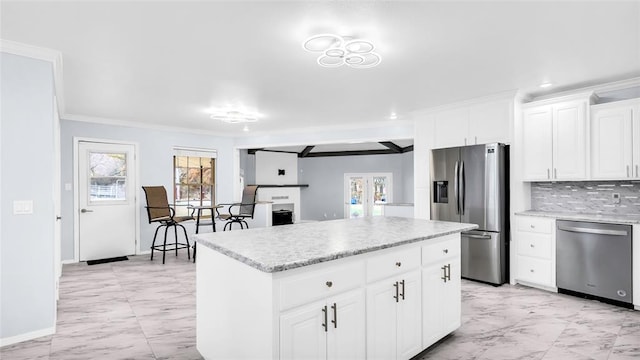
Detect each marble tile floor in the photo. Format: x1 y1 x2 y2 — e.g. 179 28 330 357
2 254 639 360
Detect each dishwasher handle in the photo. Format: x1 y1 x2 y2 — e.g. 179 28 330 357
557 225 628 237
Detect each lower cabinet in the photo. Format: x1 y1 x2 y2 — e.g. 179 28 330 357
366 270 422 360
280 288 365 360
514 215 556 289
422 251 461 347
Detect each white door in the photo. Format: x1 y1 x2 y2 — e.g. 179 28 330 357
280 299 327 360
553 100 587 180
591 106 633 179
345 173 392 219
522 106 553 180
366 279 397 360
78 141 136 261
396 271 422 360
53 98 62 298
327 289 366 360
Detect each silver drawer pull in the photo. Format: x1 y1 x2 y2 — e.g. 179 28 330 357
557 225 628 236
395 262 402 267
530 244 534 248
443 249 448 254
326 281 333 288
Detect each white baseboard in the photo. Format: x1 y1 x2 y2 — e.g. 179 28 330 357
0 326 55 348
137 250 151 255
61 259 76 265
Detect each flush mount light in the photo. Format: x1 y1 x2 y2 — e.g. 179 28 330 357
303 33 381 69
210 109 261 124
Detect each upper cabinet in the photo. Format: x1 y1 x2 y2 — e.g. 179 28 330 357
431 94 515 149
591 99 640 180
522 93 593 181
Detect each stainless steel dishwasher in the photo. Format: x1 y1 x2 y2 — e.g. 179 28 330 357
556 220 633 306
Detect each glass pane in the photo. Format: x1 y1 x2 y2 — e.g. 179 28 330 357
90 152 126 177
175 156 189 168
202 186 212 201
372 176 388 204
202 167 213 184
187 167 201 184
188 185 201 201
176 167 188 184
349 177 364 205
177 184 189 202
90 177 126 201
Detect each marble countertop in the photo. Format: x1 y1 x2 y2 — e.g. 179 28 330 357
515 210 640 225
195 217 477 273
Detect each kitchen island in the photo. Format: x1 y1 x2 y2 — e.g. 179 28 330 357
195 217 477 360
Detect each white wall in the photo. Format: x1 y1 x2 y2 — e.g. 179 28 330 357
255 151 297 184
59 120 236 261
1 53 56 342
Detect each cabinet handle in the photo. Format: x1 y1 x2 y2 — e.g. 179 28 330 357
395 262 402 267
547 169 550 179
530 224 535 229
321 305 328 332
441 265 447 283
475 136 477 144
393 281 399 302
325 281 332 288
636 165 638 178
530 244 534 248
554 168 557 178
530 269 535 273
443 249 448 254
400 280 405 300
331 303 337 329
446 264 452 281
464 138 467 146
628 165 630 178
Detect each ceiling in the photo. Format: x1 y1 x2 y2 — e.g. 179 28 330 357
2 1 639 137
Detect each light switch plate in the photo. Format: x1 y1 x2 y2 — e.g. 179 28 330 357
13 200 33 215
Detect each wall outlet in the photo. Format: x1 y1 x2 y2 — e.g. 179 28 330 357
612 193 621 204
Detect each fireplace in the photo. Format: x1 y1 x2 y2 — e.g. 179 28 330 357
272 209 293 226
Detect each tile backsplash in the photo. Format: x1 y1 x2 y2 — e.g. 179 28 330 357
531 181 640 215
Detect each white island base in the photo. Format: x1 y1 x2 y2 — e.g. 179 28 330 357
197 226 467 360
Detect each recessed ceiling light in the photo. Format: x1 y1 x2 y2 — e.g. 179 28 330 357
539 82 553 88
303 33 381 69
389 113 398 120
209 108 262 124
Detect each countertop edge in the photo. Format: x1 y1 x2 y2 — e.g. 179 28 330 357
196 223 477 273
515 211 640 225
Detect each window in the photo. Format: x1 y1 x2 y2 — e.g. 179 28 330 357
89 151 127 202
173 155 215 216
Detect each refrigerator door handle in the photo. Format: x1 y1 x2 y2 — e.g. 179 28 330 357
460 161 466 215
454 161 460 215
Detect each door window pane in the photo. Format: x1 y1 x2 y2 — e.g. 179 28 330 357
89 152 127 201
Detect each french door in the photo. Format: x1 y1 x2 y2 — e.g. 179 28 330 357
344 173 392 219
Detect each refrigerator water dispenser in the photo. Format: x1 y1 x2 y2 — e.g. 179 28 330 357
433 181 448 203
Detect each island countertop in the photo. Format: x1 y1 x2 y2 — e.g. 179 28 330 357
195 216 477 273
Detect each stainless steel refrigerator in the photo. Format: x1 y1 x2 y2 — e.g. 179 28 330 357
430 143 508 285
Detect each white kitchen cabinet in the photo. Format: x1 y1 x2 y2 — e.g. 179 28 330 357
421 236 461 347
280 288 365 360
522 94 592 181
366 271 421 360
514 215 556 290
432 95 514 149
591 99 640 180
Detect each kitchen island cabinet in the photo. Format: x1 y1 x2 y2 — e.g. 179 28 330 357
195 217 476 360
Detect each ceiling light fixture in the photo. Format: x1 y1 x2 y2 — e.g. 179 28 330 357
303 34 381 69
389 112 398 120
210 109 261 124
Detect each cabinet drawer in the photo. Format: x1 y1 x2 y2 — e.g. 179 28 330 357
279 261 365 311
366 246 421 283
516 216 553 234
516 232 552 259
516 256 552 286
422 234 460 265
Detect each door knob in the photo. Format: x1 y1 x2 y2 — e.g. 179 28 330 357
80 208 93 213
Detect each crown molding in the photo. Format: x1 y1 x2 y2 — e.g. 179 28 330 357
0 39 66 115
62 113 237 138
527 76 640 103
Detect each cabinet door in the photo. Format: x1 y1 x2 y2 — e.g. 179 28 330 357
522 106 553 180
469 99 511 145
421 263 445 348
553 101 587 180
396 271 422 360
440 260 461 334
433 107 470 149
591 106 633 179
327 289 366 360
280 299 328 360
633 105 640 179
366 279 398 360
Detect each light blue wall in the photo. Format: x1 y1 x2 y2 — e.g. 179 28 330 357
59 120 235 261
298 152 414 221
1 53 56 339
